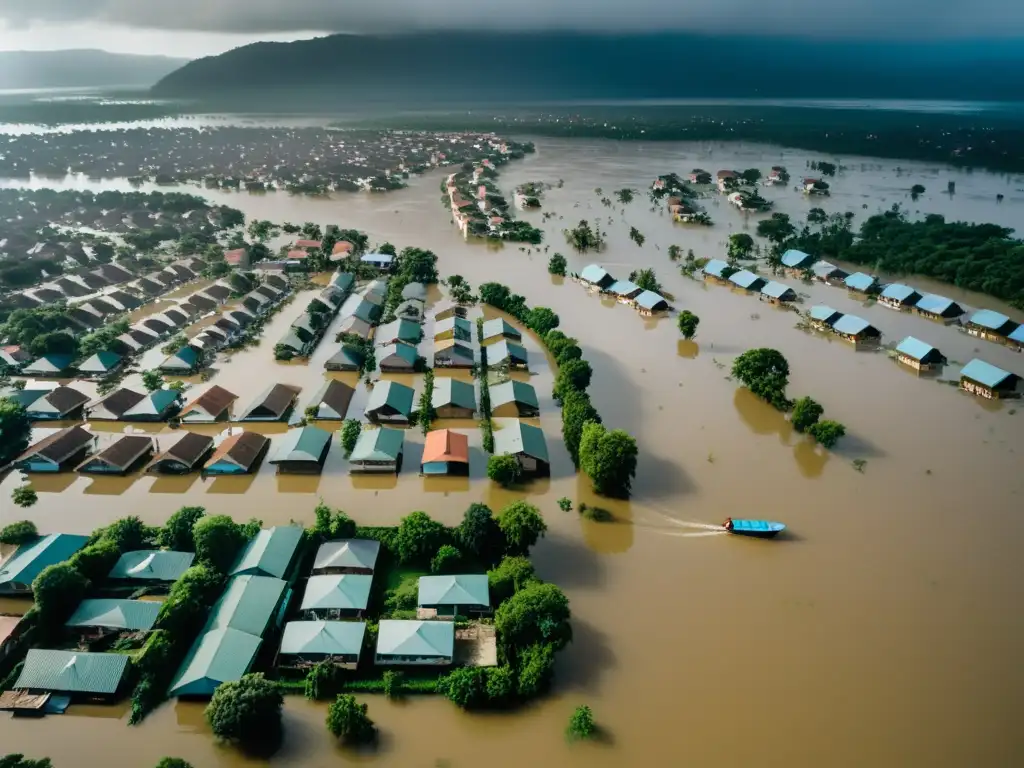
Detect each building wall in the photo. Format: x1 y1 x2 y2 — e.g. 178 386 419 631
435 405 474 419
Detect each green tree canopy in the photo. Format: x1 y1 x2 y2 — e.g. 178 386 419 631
141 370 164 392
156 564 224 635
0 520 37 545
790 396 824 433
579 423 639 499
568 705 597 739
438 667 488 709
192 515 246 573
526 307 560 337
431 544 462 574
154 760 194 768
728 233 755 260
496 582 572 653
205 673 283 747
496 501 547 556
808 420 847 448
731 348 791 410
487 454 522 488
159 506 206 551
553 358 593 401
456 503 505 564
394 511 448 566
561 388 602 468
32 563 89 625
548 253 567 276
677 310 700 340
0 397 32 467
488 556 537 603
325 694 376 744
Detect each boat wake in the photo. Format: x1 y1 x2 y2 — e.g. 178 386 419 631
633 506 728 536
659 530 729 538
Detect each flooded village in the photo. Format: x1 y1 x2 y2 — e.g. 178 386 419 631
0 123 1024 768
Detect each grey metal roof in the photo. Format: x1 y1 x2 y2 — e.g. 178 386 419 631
280 621 366 656
270 426 332 465
376 620 454 658
300 574 373 612
108 550 195 582
313 539 380 573
66 599 161 631
418 574 490 607
230 526 303 579
16 649 128 694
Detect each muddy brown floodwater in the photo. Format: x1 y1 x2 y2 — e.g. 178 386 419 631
2 138 1024 767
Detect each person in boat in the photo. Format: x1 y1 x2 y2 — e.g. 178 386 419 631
723 517 733 532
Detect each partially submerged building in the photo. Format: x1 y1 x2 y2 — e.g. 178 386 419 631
914 294 965 322
307 380 355 420
490 380 539 417
434 316 473 343
0 533 89 594
434 339 475 368
300 574 373 618
22 354 74 377
421 429 470 476
728 270 766 293
831 314 882 345
146 432 216 474
121 389 182 421
780 249 815 274
76 351 124 378
894 337 947 372
810 261 848 284
487 339 528 370
959 359 1021 400
378 343 420 372
578 264 616 290
158 346 202 374
179 385 238 423
76 435 154 474
66 598 161 636
431 378 476 418
844 272 880 295
87 388 148 421
375 318 422 347
349 428 404 474
701 259 731 282
634 290 670 316
964 310 1019 342
23 386 89 421
808 305 844 331
12 426 96 473
365 381 415 424
269 426 333 474
15 650 129 702
759 280 798 304
239 383 301 421
481 318 522 344
324 344 364 372
879 284 922 311
278 621 366 670
493 421 549 477
203 431 270 475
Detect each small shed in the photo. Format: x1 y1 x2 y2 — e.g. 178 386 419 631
203 431 270 475
434 340 475 368
278 621 366 669
487 339 528 370
493 421 549 476
77 435 154 474
431 378 476 419
831 314 882 344
0 533 89 594
308 380 355 420
728 270 766 293
179 385 237 423
15 649 129 701
13 426 96 472
959 359 1021 399
108 550 195 584
490 380 539 417
481 318 522 344
375 620 454 666
418 574 490 616
313 539 381 575
269 426 332 474
378 343 420 372
349 428 404 473
879 283 921 310
231 525 304 579
759 281 797 304
365 381 415 423
239 383 301 421
421 429 470 476
894 337 947 372
435 316 473 343
300 574 373 618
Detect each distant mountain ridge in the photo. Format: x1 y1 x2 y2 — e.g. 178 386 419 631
152 32 1024 103
0 50 188 90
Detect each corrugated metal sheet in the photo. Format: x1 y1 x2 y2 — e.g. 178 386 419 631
206 575 287 636
167 628 262 697
280 621 366 656
16 649 128 694
728 270 763 290
270 427 331 465
432 378 476 411
313 540 380 573
880 283 918 302
230 527 303 579
376 620 454 657
895 337 938 362
0 534 89 591
300 574 373 611
490 380 539 409
967 309 1013 331
493 421 549 462
366 381 414 416
350 428 405 462
702 259 730 278
66 599 160 631
832 315 877 336
760 281 795 300
418 575 490 607
913 294 958 315
844 272 876 292
781 249 812 268
108 550 195 582
809 306 842 323
960 359 1015 389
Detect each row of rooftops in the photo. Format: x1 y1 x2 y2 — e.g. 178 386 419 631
577 264 670 312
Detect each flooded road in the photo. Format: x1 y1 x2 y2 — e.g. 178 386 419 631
2 138 1024 767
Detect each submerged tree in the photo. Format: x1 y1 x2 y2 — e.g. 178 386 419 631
677 310 700 340
567 705 597 740
628 226 646 247
731 348 790 410
579 422 639 499
547 253 568 276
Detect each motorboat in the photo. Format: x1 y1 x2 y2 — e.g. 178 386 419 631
723 517 786 538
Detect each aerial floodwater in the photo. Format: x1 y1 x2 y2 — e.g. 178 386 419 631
1 113 1023 768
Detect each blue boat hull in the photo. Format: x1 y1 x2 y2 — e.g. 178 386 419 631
724 518 786 538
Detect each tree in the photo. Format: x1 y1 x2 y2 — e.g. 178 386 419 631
11 485 37 508
496 501 547 556
397 246 440 284
0 397 31 467
553 358 593 401
487 454 522 488
728 233 755 260
756 212 797 244
300 222 323 240
206 673 283 747
668 244 682 261
33 563 89 625
731 348 790 410
579 423 639 499
496 581 572 654
156 564 224 635
0 520 37 545
568 705 597 740
431 544 462 574
807 208 828 225
394 511 447 566
438 667 488 709
0 756 53 768
561 388 601 468
456 503 504 564
740 168 762 185
808 420 847 448
516 643 556 698
382 670 403 699
141 370 163 392
326 694 376 744
192 515 245 573
628 227 645 247
488 556 537 602
526 307 560 337
548 253 567 276
154 760 194 768
629 268 660 292
485 666 515 705
677 310 700 340
616 188 634 204
790 396 824 433
159 506 205 551
99 515 152 550
377 242 397 256
340 419 361 455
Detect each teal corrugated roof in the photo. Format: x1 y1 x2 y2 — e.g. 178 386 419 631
206 574 286 636
300 574 373 611
781 249 812 268
66 599 160 631
376 318 422 345
270 426 331 465
728 270 764 289
635 290 668 310
378 343 419 367
960 359 1017 389
313 539 380 572
167 628 262 697
125 389 179 417
607 280 641 297
108 550 195 582
366 381 414 416
0 533 89 591
435 316 472 340
844 272 877 292
432 378 476 411
809 305 842 323
832 314 878 336
230 526 303 579
493 421 549 462
490 380 539 409
280 621 366 656
16 649 128 694
880 283 918 302
331 272 355 293
702 259 730 278
895 336 941 363
417 574 490 607
376 620 454 658
77 351 122 373
967 309 1014 332
350 427 405 462
760 281 795 300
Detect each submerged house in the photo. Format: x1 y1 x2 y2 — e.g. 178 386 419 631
24 386 89 420
759 281 798 304
339 295 382 326
434 316 473 343
831 314 882 345
964 310 1018 342
269 426 333 474
487 339 528 370
179 385 238 423
77 435 154 474
349 427 404 474
278 621 366 670
336 314 373 339
395 298 426 322
701 259 731 282
959 359 1021 400
365 381 415 424
635 291 670 316
77 351 123 378
230 526 303 579
0 533 89 594
728 270 766 293
203 431 270 475
809 305 844 331
418 574 490 617
108 550 195 585
307 380 355 420
158 345 202 374
1009 325 1024 352
239 383 301 421
434 340 474 368
490 380 539 418
421 429 470 476
431 378 476 419
844 272 879 295
781 249 815 274
300 574 373 619
606 280 643 303
376 318 422 347
375 620 454 666
15 649 129 702
434 304 468 322
378 343 420 372
913 294 965 322
22 354 75 377
811 261 848 284
894 337 947 372
146 432 216 474
325 344 365 373
122 389 181 421
879 284 922 311
312 539 381 575
579 264 616 290
493 421 549 477
481 318 522 344
12 426 96 473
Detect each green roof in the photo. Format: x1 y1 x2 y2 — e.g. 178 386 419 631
481 318 521 341
488 339 528 366
365 380 414 416
77 351 122 373
331 272 355 293
124 389 179 417
493 421 549 462
280 621 366 656
376 620 454 658
300 574 373 612
490 380 538 409
167 628 262 697
66 599 160 631
378 343 419 367
270 426 332 465
435 316 473 340
313 539 380 572
377 318 422 345
350 427 405 462
418 574 490 607
432 378 476 411
16 649 128 694
206 574 286 636
108 550 195 582
230 526 303 579
0 533 89 592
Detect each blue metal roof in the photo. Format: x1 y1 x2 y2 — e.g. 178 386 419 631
728 270 764 289
781 249 812 268
967 309 1013 331
811 261 844 279
760 281 795 299
895 336 939 361
844 272 876 292
960 359 1016 389
1009 325 1024 344
702 259 730 278
809 305 842 323
832 314 877 336
914 294 960 315
607 280 641 296
880 283 918 302
635 290 668 310
580 264 612 284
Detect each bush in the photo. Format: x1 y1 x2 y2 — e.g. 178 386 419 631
141 370 163 392
69 539 121 582
496 501 547 556
808 420 847 448
516 643 556 698
548 253 567 276
438 667 488 709
485 666 516 706
382 670 403 699
488 556 537 603
304 660 337 701
0 520 38 545
431 544 462 574
11 486 37 508
790 396 824 433
677 310 700 339
567 705 597 740
326 694 376 744
205 673 283 747
154 760 194 768
32 563 89 626
495 582 572 654
384 578 419 612
193 515 246 573
394 511 448 566
156 564 225 636
96 516 153 551
579 422 638 499
159 506 205 551
456 503 504 564
487 453 522 488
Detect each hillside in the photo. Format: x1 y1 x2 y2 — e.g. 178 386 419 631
152 32 1024 104
0 50 188 90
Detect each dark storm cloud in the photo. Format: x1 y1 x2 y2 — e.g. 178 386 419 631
3 0 1024 37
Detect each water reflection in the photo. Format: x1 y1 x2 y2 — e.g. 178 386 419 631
350 474 399 491
276 475 322 494
792 437 829 479
26 472 80 494
576 476 634 555
82 475 137 495
733 387 829 477
677 339 700 358
423 476 471 494
149 474 200 494
206 475 257 494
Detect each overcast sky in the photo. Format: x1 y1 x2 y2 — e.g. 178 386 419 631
1 0 1022 58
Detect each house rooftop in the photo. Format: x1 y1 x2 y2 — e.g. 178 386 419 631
809 305 842 323
702 259 730 278
967 309 1015 332
78 434 152 471
844 272 877 292
270 426 332 465
915 294 961 315
150 432 216 468
66 599 160 632
108 550 195 582
490 380 539 409
418 574 490 607
728 270 763 289
422 429 470 464
432 378 476 412
960 359 1017 389
376 620 454 658
493 420 549 462
366 380 415 416
579 264 613 285
781 249 813 268
301 574 373 612
635 290 669 310
0 533 90 591
607 280 641 297
17 426 94 465
760 280 795 300
15 649 128 695
204 431 269 471
313 539 381 573
895 336 942 363
880 283 919 302
230 526 303 579
831 314 878 337
240 383 301 420
310 380 355 419
280 621 366 657
350 427 405 462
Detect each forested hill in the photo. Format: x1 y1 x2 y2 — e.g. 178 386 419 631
152 33 1024 103
0 50 188 90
